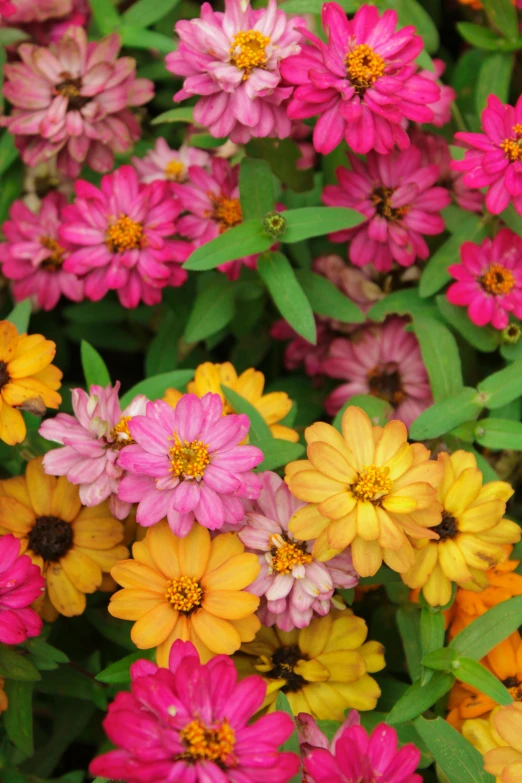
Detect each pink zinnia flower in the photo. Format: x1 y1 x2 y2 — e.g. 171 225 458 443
0 192 83 311
117 393 264 537
1 26 154 177
132 139 210 185
452 94 522 216
303 717 422 783
23 0 90 47
323 147 450 271
239 471 358 631
166 0 304 144
39 382 148 519
313 254 385 326
322 317 433 427
90 639 300 783
281 3 440 155
60 165 190 308
0 534 44 645
0 0 70 24
447 228 522 330
419 59 456 128
271 319 334 377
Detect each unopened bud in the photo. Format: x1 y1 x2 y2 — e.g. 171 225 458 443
502 324 521 345
263 211 286 238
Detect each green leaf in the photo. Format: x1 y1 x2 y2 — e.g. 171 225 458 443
386 671 455 725
454 658 513 706
145 311 180 376
183 221 272 272
274 692 301 783
122 0 180 27
333 395 392 432
246 137 314 193
477 357 522 409
282 207 365 243
80 340 111 389
367 289 437 321
483 0 519 40
450 595 522 660
0 130 19 176
222 385 272 442
409 387 483 441
4 680 33 755
150 107 194 126
412 315 463 402
0 27 29 45
396 606 423 682
119 370 194 409
6 299 31 334
0 645 41 681
89 0 120 33
184 276 237 343
96 650 155 684
35 666 107 710
189 133 228 149
475 53 514 114
436 296 500 353
255 438 305 471
25 637 69 665
85 608 136 651
423 648 459 670
393 0 439 54
474 418 522 450
119 26 176 54
413 716 495 783
420 608 445 684
239 158 275 221
457 22 517 51
258 252 316 343
501 204 522 234
294 270 365 324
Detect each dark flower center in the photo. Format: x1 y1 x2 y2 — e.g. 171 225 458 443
367 364 406 408
503 676 522 701
34 174 60 199
269 644 306 693
54 74 91 112
40 235 66 270
432 511 458 541
0 361 10 391
371 186 410 222
480 263 515 296
28 515 73 562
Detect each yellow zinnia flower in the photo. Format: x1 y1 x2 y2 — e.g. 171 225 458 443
0 457 127 618
109 521 261 666
0 320 62 445
235 607 385 720
402 451 520 607
484 703 522 782
285 406 442 576
164 361 299 442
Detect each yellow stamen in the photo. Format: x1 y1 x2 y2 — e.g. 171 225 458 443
351 465 393 501
40 235 66 269
211 195 243 234
500 138 522 162
229 29 270 78
346 43 386 92
165 159 185 182
165 576 203 613
106 215 144 253
180 718 236 763
269 535 313 575
371 186 410 222
110 415 135 447
513 124 522 135
480 263 516 295
169 438 210 479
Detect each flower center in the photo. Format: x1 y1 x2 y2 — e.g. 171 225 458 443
180 718 236 765
106 215 144 253
269 534 313 575
368 364 406 408
371 186 410 222
54 74 91 111
110 415 135 448
165 576 203 613
346 43 386 94
165 160 185 182
40 235 66 269
28 516 73 562
432 510 458 541
0 361 10 391
503 676 522 701
211 195 243 234
268 644 307 693
169 438 211 480
500 125 522 162
351 465 393 502
480 263 516 295
229 29 270 78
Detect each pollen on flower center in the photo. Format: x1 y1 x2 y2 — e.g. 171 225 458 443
110 416 135 448
500 137 522 162
367 364 406 407
432 510 458 541
40 235 66 269
169 438 211 479
179 718 236 764
269 534 313 575
351 465 393 502
28 516 73 562
211 195 243 233
480 263 516 295
106 215 144 253
229 29 270 78
165 575 203 613
54 74 91 111
165 160 185 182
371 186 410 222
503 676 522 701
346 43 386 93
268 644 307 692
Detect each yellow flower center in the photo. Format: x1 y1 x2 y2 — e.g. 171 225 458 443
40 235 66 269
351 465 393 502
165 159 185 182
480 263 516 295
180 718 236 764
269 534 313 575
106 215 144 253
229 29 270 78
211 195 243 234
371 186 410 222
169 438 211 479
165 576 203 613
110 415 135 448
346 44 386 93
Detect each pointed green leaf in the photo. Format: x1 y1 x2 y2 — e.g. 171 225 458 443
475 53 514 114
454 658 513 706
409 388 483 441
122 0 180 27
423 648 459 671
367 289 437 321
396 606 423 682
413 315 463 402
119 370 194 409
4 680 34 755
393 0 439 53
258 252 316 343
294 270 365 324
120 26 176 54
80 341 111 389
436 296 500 352
457 22 505 50
333 395 392 432
6 298 31 334
413 716 494 783
282 207 365 243
483 0 518 40
477 357 522 409
89 0 120 33
474 418 522 450
0 645 41 681
222 385 272 443
254 438 305 471
96 650 155 684
183 221 272 271
450 595 522 660
151 107 194 125
386 672 455 725
420 608 445 684
239 158 275 220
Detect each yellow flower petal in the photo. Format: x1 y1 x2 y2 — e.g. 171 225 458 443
46 562 86 617
33 362 62 392
8 339 56 379
298 614 332 658
202 589 259 619
302 681 353 721
60 548 102 593
51 476 82 522
270 424 299 442
255 391 292 425
333 674 381 711
0 495 35 534
205 532 244 573
234 367 264 402
77 544 128 572
72 516 124 549
307 441 356 484
2 378 61 409
356 500 380 540
484 748 522 776
0 402 25 446
109 588 163 620
393 459 443 491
382 442 414 482
443 468 483 517
312 529 344 561
202 552 260 591
289 504 330 540
111 560 166 593
155 613 191 667
351 536 382 577
324 614 368 653
376 507 407 550
131 602 177 648
146 520 181 579
178 524 211 579
381 494 417 514
191 610 241 654
315 650 365 682
285 689 313 716
450 449 478 478
438 539 472 582
457 534 507 571
294 658 330 682
326 511 357 551
374 420 408 467
305 422 356 465
461 718 498 755
423 562 453 607
285 459 313 478
189 362 224 398
474 481 514 504
318 492 357 521
0 321 18 363
25 457 55 517
382 542 415 574
359 641 386 673
482 519 521 545
402 542 438 588
229 613 261 642
288 470 346 504
341 407 375 468
459 500 506 533
132 539 157 569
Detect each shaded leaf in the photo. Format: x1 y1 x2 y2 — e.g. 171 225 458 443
119 370 194 409
282 207 365 243
184 221 272 271
239 158 275 220
413 716 495 783
258 252 316 343
80 341 111 389
410 388 483 440
294 270 365 324
449 595 522 660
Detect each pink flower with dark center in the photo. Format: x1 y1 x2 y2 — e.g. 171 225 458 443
271 319 334 377
322 147 450 271
281 3 440 155
60 165 191 308
89 640 300 783
1 26 154 177
39 382 148 519
419 59 456 128
166 0 304 144
0 192 83 311
0 0 70 24
452 94 522 216
322 317 432 427
132 139 210 186
447 228 522 330
117 393 264 537
0 534 44 645
239 472 358 631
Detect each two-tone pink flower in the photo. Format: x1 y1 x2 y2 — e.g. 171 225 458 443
0 534 44 645
133 139 210 186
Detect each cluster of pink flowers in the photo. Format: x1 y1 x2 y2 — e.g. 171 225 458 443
0 535 45 645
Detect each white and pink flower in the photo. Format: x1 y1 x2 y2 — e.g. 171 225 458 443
132 139 210 186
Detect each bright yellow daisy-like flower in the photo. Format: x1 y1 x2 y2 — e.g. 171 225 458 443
402 451 519 607
164 361 299 442
483 703 522 782
0 457 127 618
0 321 62 445
109 521 261 666
285 406 442 576
236 607 385 720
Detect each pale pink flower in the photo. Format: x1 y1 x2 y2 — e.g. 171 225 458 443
322 317 432 427
313 254 385 326
323 147 450 271
0 534 44 645
60 165 190 308
1 26 154 177
166 0 304 144
0 0 70 24
132 139 210 186
117 393 264 537
271 319 334 377
24 0 90 47
239 472 358 631
419 59 456 128
39 382 148 519
0 192 83 311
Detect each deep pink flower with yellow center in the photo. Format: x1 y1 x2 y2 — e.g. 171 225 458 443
0 534 45 645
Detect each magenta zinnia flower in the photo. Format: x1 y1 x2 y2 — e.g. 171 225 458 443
166 0 304 144
271 319 334 377
452 94 522 216
0 0 70 24
40 382 148 519
90 639 300 783
323 147 450 271
1 26 153 177
60 165 190 308
133 139 210 185
418 59 455 128
281 3 440 155
239 471 358 631
322 317 432 427
0 192 83 311
117 393 263 537
447 228 522 330
0 534 44 645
